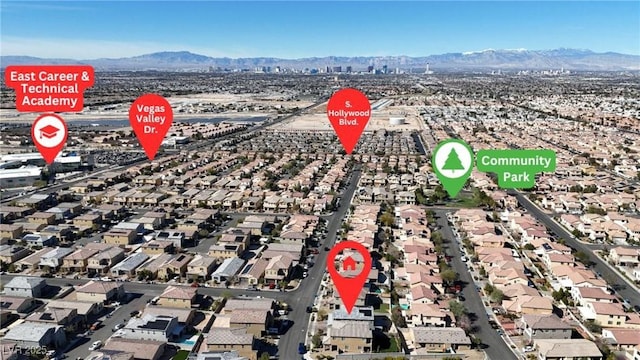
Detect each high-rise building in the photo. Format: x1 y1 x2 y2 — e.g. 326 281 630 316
332 66 342 73
367 65 374 73
346 66 352 73
382 65 388 74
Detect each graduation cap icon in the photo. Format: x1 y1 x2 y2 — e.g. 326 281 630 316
39 125 60 140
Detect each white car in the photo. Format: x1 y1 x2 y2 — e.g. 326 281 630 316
89 340 103 350
461 256 468 262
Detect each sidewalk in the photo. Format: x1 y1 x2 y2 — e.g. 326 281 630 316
593 250 640 294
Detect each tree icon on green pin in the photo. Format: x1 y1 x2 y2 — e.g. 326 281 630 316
432 139 474 198
442 148 465 174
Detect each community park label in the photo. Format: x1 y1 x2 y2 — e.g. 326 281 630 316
476 149 556 189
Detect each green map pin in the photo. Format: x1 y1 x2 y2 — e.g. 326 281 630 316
432 139 474 198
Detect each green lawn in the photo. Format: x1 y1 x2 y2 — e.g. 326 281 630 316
381 336 400 352
173 350 190 360
376 303 390 313
447 195 480 208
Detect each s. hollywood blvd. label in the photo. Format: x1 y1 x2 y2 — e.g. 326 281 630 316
326 88 371 154
476 149 556 189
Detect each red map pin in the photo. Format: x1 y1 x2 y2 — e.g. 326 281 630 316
129 94 173 161
327 88 371 154
31 113 68 165
327 240 372 314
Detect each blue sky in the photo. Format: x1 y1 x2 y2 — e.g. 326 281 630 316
1 1 638 58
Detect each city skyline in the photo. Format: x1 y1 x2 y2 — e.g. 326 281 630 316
1 1 639 59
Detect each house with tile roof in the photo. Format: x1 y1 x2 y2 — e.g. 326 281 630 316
157 285 198 309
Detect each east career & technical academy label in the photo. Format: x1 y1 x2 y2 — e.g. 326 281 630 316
5 65 95 112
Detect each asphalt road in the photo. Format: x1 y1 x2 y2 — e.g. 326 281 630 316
64 293 155 360
511 191 640 309
434 209 517 360
277 167 362 359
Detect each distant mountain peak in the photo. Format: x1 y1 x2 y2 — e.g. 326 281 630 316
1 48 638 71
134 51 212 63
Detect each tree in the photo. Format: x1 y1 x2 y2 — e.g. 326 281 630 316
574 251 593 267
484 283 495 295
479 267 487 277
312 330 324 348
431 185 449 202
259 353 270 360
317 309 328 321
440 269 458 285
449 300 467 318
431 232 444 245
391 307 407 328
137 269 154 281
379 212 395 227
490 289 504 304
442 148 465 173
584 319 602 333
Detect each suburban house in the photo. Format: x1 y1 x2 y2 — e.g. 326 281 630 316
3 277 46 298
0 296 37 314
87 246 126 276
102 338 166 360
157 285 198 309
409 327 472 353
227 310 273 337
517 314 573 343
264 254 293 284
323 319 374 353
580 302 629 328
120 314 181 342
608 247 639 267
75 280 125 303
205 327 256 360
602 328 640 354
535 339 602 360
3 322 67 349
406 303 452 327
186 254 217 282
61 248 99 273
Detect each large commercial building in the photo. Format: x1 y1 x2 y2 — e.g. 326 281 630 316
0 167 41 188
0 153 94 172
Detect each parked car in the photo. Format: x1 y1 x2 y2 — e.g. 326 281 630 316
112 323 125 332
88 340 102 351
130 310 140 317
298 343 306 354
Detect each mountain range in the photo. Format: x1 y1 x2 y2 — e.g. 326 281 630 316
2 48 639 71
